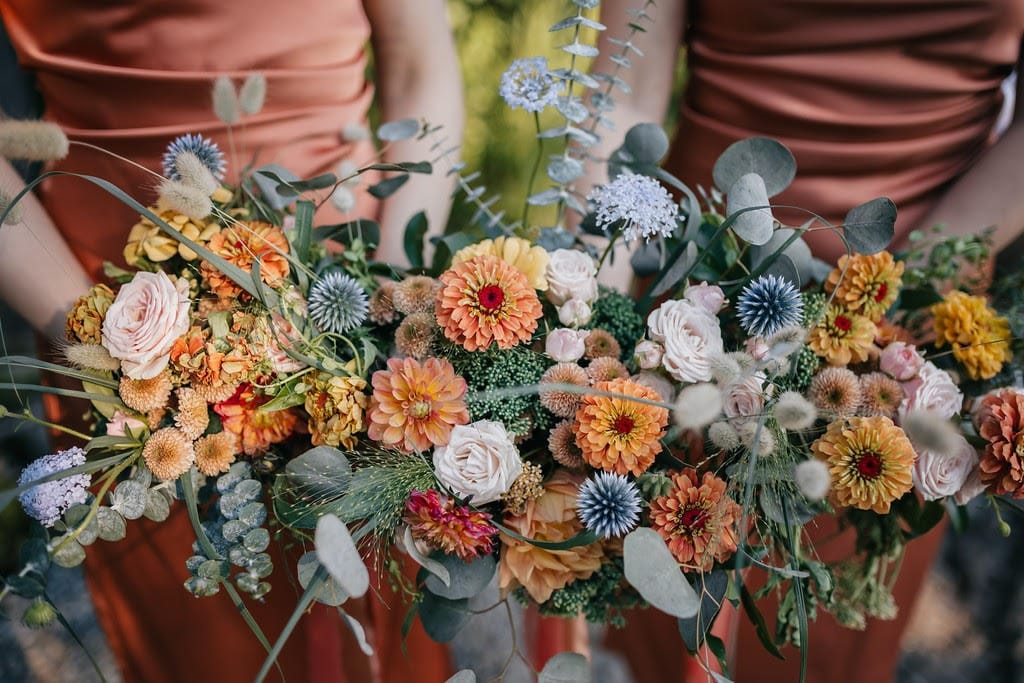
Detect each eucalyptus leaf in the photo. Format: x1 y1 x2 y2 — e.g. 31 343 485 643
109 480 147 520
253 164 300 210
623 528 699 618
377 118 420 142
338 608 374 656
446 671 477 683
423 553 496 601
678 570 729 652
19 538 50 574
368 174 410 200
404 211 429 269
5 575 45 599
365 161 432 174
96 507 126 542
403 526 450 588
52 538 86 568
630 240 662 277
539 652 591 683
547 157 584 184
651 241 699 298
713 137 796 198
527 188 565 207
843 197 897 254
285 447 352 499
751 228 813 282
297 552 349 606
314 514 369 598
762 254 801 287
417 591 470 643
622 123 669 165
65 504 99 546
313 220 381 248
559 42 600 58
727 174 774 246
143 489 171 522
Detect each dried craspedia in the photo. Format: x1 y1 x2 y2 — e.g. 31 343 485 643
584 329 621 361
502 461 545 515
858 372 903 418
65 283 115 344
62 343 121 372
193 431 239 476
395 312 437 359
174 387 210 440
393 275 441 315
368 281 399 325
549 420 586 470
119 371 173 413
539 362 589 418
586 356 629 384
809 366 862 418
143 428 195 481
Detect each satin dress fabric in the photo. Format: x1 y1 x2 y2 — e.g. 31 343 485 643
0 2 449 681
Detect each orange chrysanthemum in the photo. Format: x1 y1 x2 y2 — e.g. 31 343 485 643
976 389 1024 497
174 387 210 439
931 290 1012 380
194 431 239 476
143 428 195 481
808 304 877 366
367 357 469 453
214 384 299 456
649 469 741 571
498 470 605 603
170 324 255 389
435 255 542 352
201 221 290 299
812 416 915 514
826 252 903 322
573 377 668 476
119 371 173 413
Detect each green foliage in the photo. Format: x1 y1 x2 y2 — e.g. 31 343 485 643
337 451 436 544
585 287 645 360
523 556 642 626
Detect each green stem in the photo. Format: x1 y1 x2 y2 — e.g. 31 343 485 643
596 229 623 271
0 383 126 407
553 6 584 229
6 409 92 442
522 112 544 228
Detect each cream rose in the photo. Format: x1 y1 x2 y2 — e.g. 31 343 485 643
647 299 724 384
433 420 523 504
557 298 593 327
545 249 598 306
912 433 978 501
898 361 963 422
102 271 191 379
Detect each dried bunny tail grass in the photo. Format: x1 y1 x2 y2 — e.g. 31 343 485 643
0 189 24 225
737 420 777 456
708 421 741 452
902 409 961 457
211 76 240 125
673 383 723 431
773 391 818 431
62 342 120 372
0 120 69 161
172 151 219 196
239 73 267 116
157 178 212 220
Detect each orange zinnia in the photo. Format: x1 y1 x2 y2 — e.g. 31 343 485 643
573 377 668 476
826 252 903 322
201 221 291 299
808 304 876 366
435 254 542 352
649 469 741 571
367 357 470 453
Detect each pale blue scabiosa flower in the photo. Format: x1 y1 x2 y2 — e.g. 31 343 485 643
162 134 226 181
588 173 679 242
18 447 91 528
736 274 804 338
499 57 560 113
308 272 369 334
576 471 642 539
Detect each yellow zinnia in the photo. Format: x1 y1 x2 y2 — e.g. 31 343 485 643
452 236 549 291
825 252 904 322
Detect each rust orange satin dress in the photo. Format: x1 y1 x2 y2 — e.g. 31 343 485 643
606 1 1024 682
0 2 450 681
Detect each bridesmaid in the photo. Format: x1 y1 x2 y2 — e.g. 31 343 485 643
582 1 1024 681
0 1 462 681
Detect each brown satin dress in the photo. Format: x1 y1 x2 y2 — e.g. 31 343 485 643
606 1 1024 682
0 2 449 681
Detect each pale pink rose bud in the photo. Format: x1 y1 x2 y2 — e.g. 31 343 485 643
106 410 147 438
745 336 770 361
633 340 664 370
557 298 593 327
684 282 727 315
880 342 925 382
545 328 590 363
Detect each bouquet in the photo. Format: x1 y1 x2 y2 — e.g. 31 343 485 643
1 1 1020 681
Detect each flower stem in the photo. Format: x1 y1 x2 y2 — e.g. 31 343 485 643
50 453 138 555
7 409 92 442
522 112 544 229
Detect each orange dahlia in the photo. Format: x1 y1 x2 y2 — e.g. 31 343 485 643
201 221 290 299
931 290 1012 380
367 357 469 453
808 304 876 366
435 254 542 352
498 470 606 602
826 252 903 322
573 377 668 476
213 384 299 456
649 469 742 571
812 416 915 514
404 490 498 561
976 389 1024 497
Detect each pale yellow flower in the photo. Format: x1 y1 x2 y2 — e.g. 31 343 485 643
453 236 549 291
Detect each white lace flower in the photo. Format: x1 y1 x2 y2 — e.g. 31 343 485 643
588 173 679 242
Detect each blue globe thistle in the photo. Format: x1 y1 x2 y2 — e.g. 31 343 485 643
499 57 560 113
162 133 226 181
576 472 642 539
587 173 679 242
736 274 804 338
308 272 369 334
18 447 91 528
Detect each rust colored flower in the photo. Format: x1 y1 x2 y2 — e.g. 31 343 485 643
435 254 542 352
976 389 1024 496
200 221 290 299
119 371 173 414
858 372 903 418
539 362 589 418
304 368 369 450
367 357 469 453
826 252 904 322
405 489 498 562
65 283 115 344
812 416 916 514
498 470 606 603
931 290 1012 381
393 276 442 315
214 384 299 456
808 304 876 366
194 431 239 476
573 377 669 476
548 420 585 470
649 469 741 571
169 324 255 389
143 427 195 481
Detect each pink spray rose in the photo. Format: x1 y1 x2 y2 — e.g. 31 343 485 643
880 341 924 382
684 282 727 315
545 328 590 363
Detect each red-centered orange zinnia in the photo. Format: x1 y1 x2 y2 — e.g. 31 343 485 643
213 384 299 456
826 252 904 322
649 469 741 571
808 304 877 366
573 377 668 476
367 357 470 453
435 254 542 352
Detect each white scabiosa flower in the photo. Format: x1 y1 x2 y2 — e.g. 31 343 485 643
308 272 369 334
588 173 679 242
795 459 830 502
499 57 560 113
18 448 91 528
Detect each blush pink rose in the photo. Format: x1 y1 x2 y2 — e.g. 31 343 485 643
633 340 664 370
101 271 191 379
880 342 924 382
106 410 147 438
545 328 590 363
723 373 770 421
684 282 727 315
954 469 986 505
744 337 770 362
912 433 978 501
898 361 963 422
